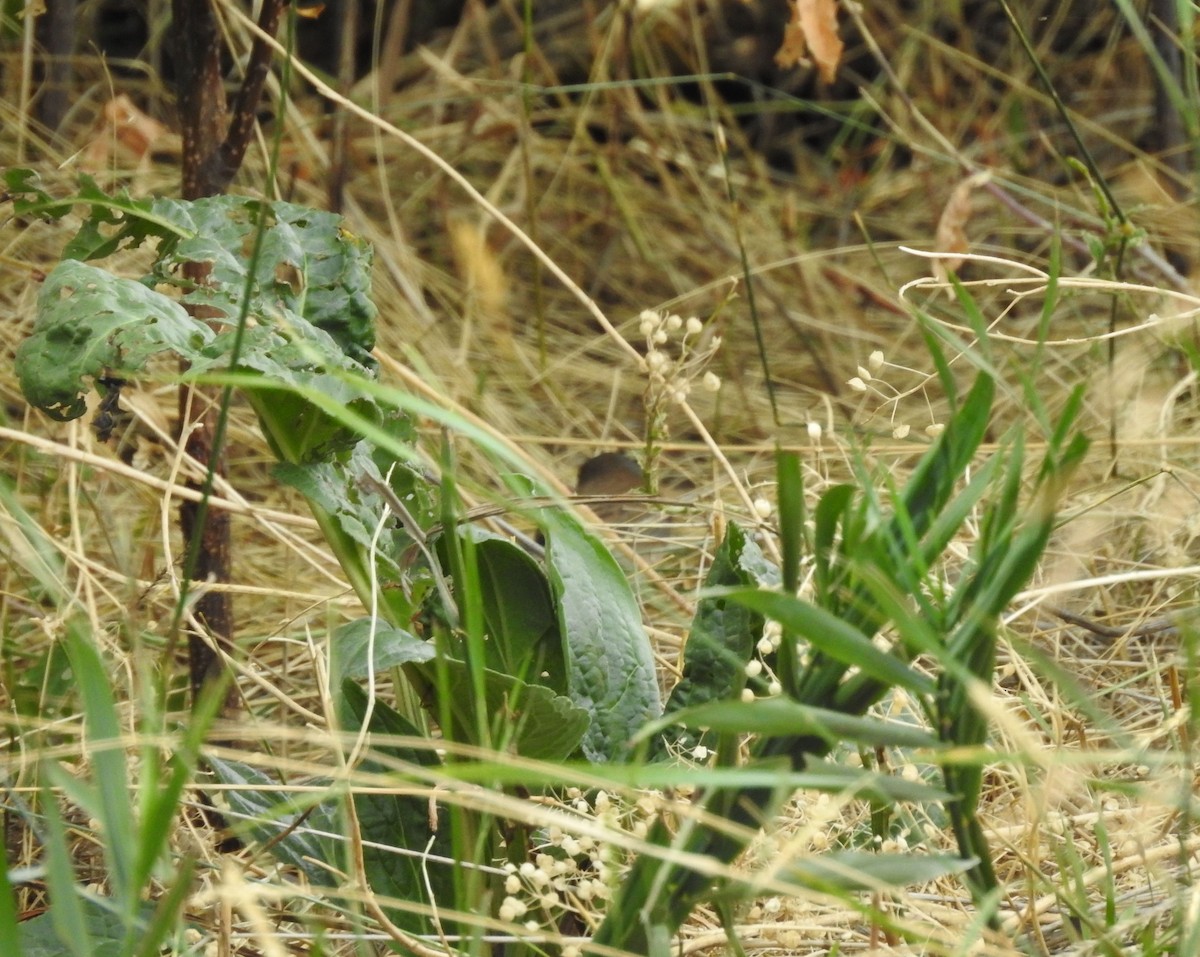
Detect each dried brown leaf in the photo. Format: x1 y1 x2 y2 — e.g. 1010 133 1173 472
777 0 843 83
933 171 992 280
775 0 808 69
81 94 180 170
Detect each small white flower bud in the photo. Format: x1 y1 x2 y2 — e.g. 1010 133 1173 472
745 659 763 677
893 423 910 439
753 497 772 519
703 371 722 392
807 421 822 443
925 423 945 437
686 316 703 336
868 350 885 373
848 376 867 392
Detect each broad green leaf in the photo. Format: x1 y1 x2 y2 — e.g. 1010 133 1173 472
465 529 565 692
207 757 339 888
539 506 662 762
274 445 406 560
275 439 430 629
17 260 210 420
340 683 457 935
425 658 590 761
15 186 380 464
143 196 376 369
329 617 434 693
5 168 184 261
17 897 158 957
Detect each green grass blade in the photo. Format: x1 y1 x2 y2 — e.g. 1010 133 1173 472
41 792 94 957
717 588 936 696
62 622 135 908
0 835 20 955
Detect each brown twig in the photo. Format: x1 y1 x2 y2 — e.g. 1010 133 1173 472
1044 606 1178 642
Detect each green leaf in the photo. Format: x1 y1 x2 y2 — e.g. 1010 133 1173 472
144 196 376 369
207 757 339 888
340 683 458 935
17 897 158 957
5 168 183 261
15 187 381 464
465 529 565 691
274 447 400 559
0 472 70 606
424 658 590 761
0 835 20 953
40 795 95 957
539 506 662 762
718 588 936 695
645 696 939 750
329 617 435 693
17 260 210 420
275 439 428 627
781 851 977 893
813 483 854 598
657 524 776 755
61 623 135 905
436 756 951 803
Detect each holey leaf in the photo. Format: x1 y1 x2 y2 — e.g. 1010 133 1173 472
17 260 212 420
16 187 380 462
147 196 376 369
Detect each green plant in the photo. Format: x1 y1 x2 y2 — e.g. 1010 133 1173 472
7 171 1087 955
8 622 224 957
589 329 1087 951
5 169 665 947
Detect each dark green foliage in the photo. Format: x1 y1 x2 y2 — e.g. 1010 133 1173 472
654 522 776 756
539 501 663 762
10 172 378 464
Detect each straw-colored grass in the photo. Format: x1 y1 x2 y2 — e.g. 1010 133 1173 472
3 1 1200 954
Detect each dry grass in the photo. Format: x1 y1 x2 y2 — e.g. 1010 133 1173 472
3 1 1200 954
